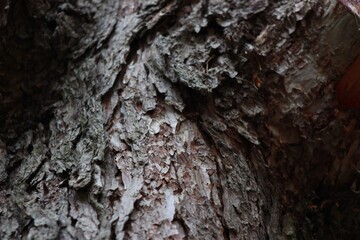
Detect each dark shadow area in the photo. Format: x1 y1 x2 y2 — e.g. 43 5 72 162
0 1 69 142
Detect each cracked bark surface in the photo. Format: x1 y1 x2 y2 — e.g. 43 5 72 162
1 0 360 239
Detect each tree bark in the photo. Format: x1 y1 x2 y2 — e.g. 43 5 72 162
1 0 359 239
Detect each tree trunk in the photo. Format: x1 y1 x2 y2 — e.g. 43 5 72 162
1 0 359 239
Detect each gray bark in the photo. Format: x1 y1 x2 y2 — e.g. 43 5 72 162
0 0 359 239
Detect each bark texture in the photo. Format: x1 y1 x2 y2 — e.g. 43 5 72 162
1 0 360 239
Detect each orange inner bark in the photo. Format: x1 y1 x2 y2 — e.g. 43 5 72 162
336 55 360 108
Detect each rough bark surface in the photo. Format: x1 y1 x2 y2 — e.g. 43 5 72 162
1 0 360 239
